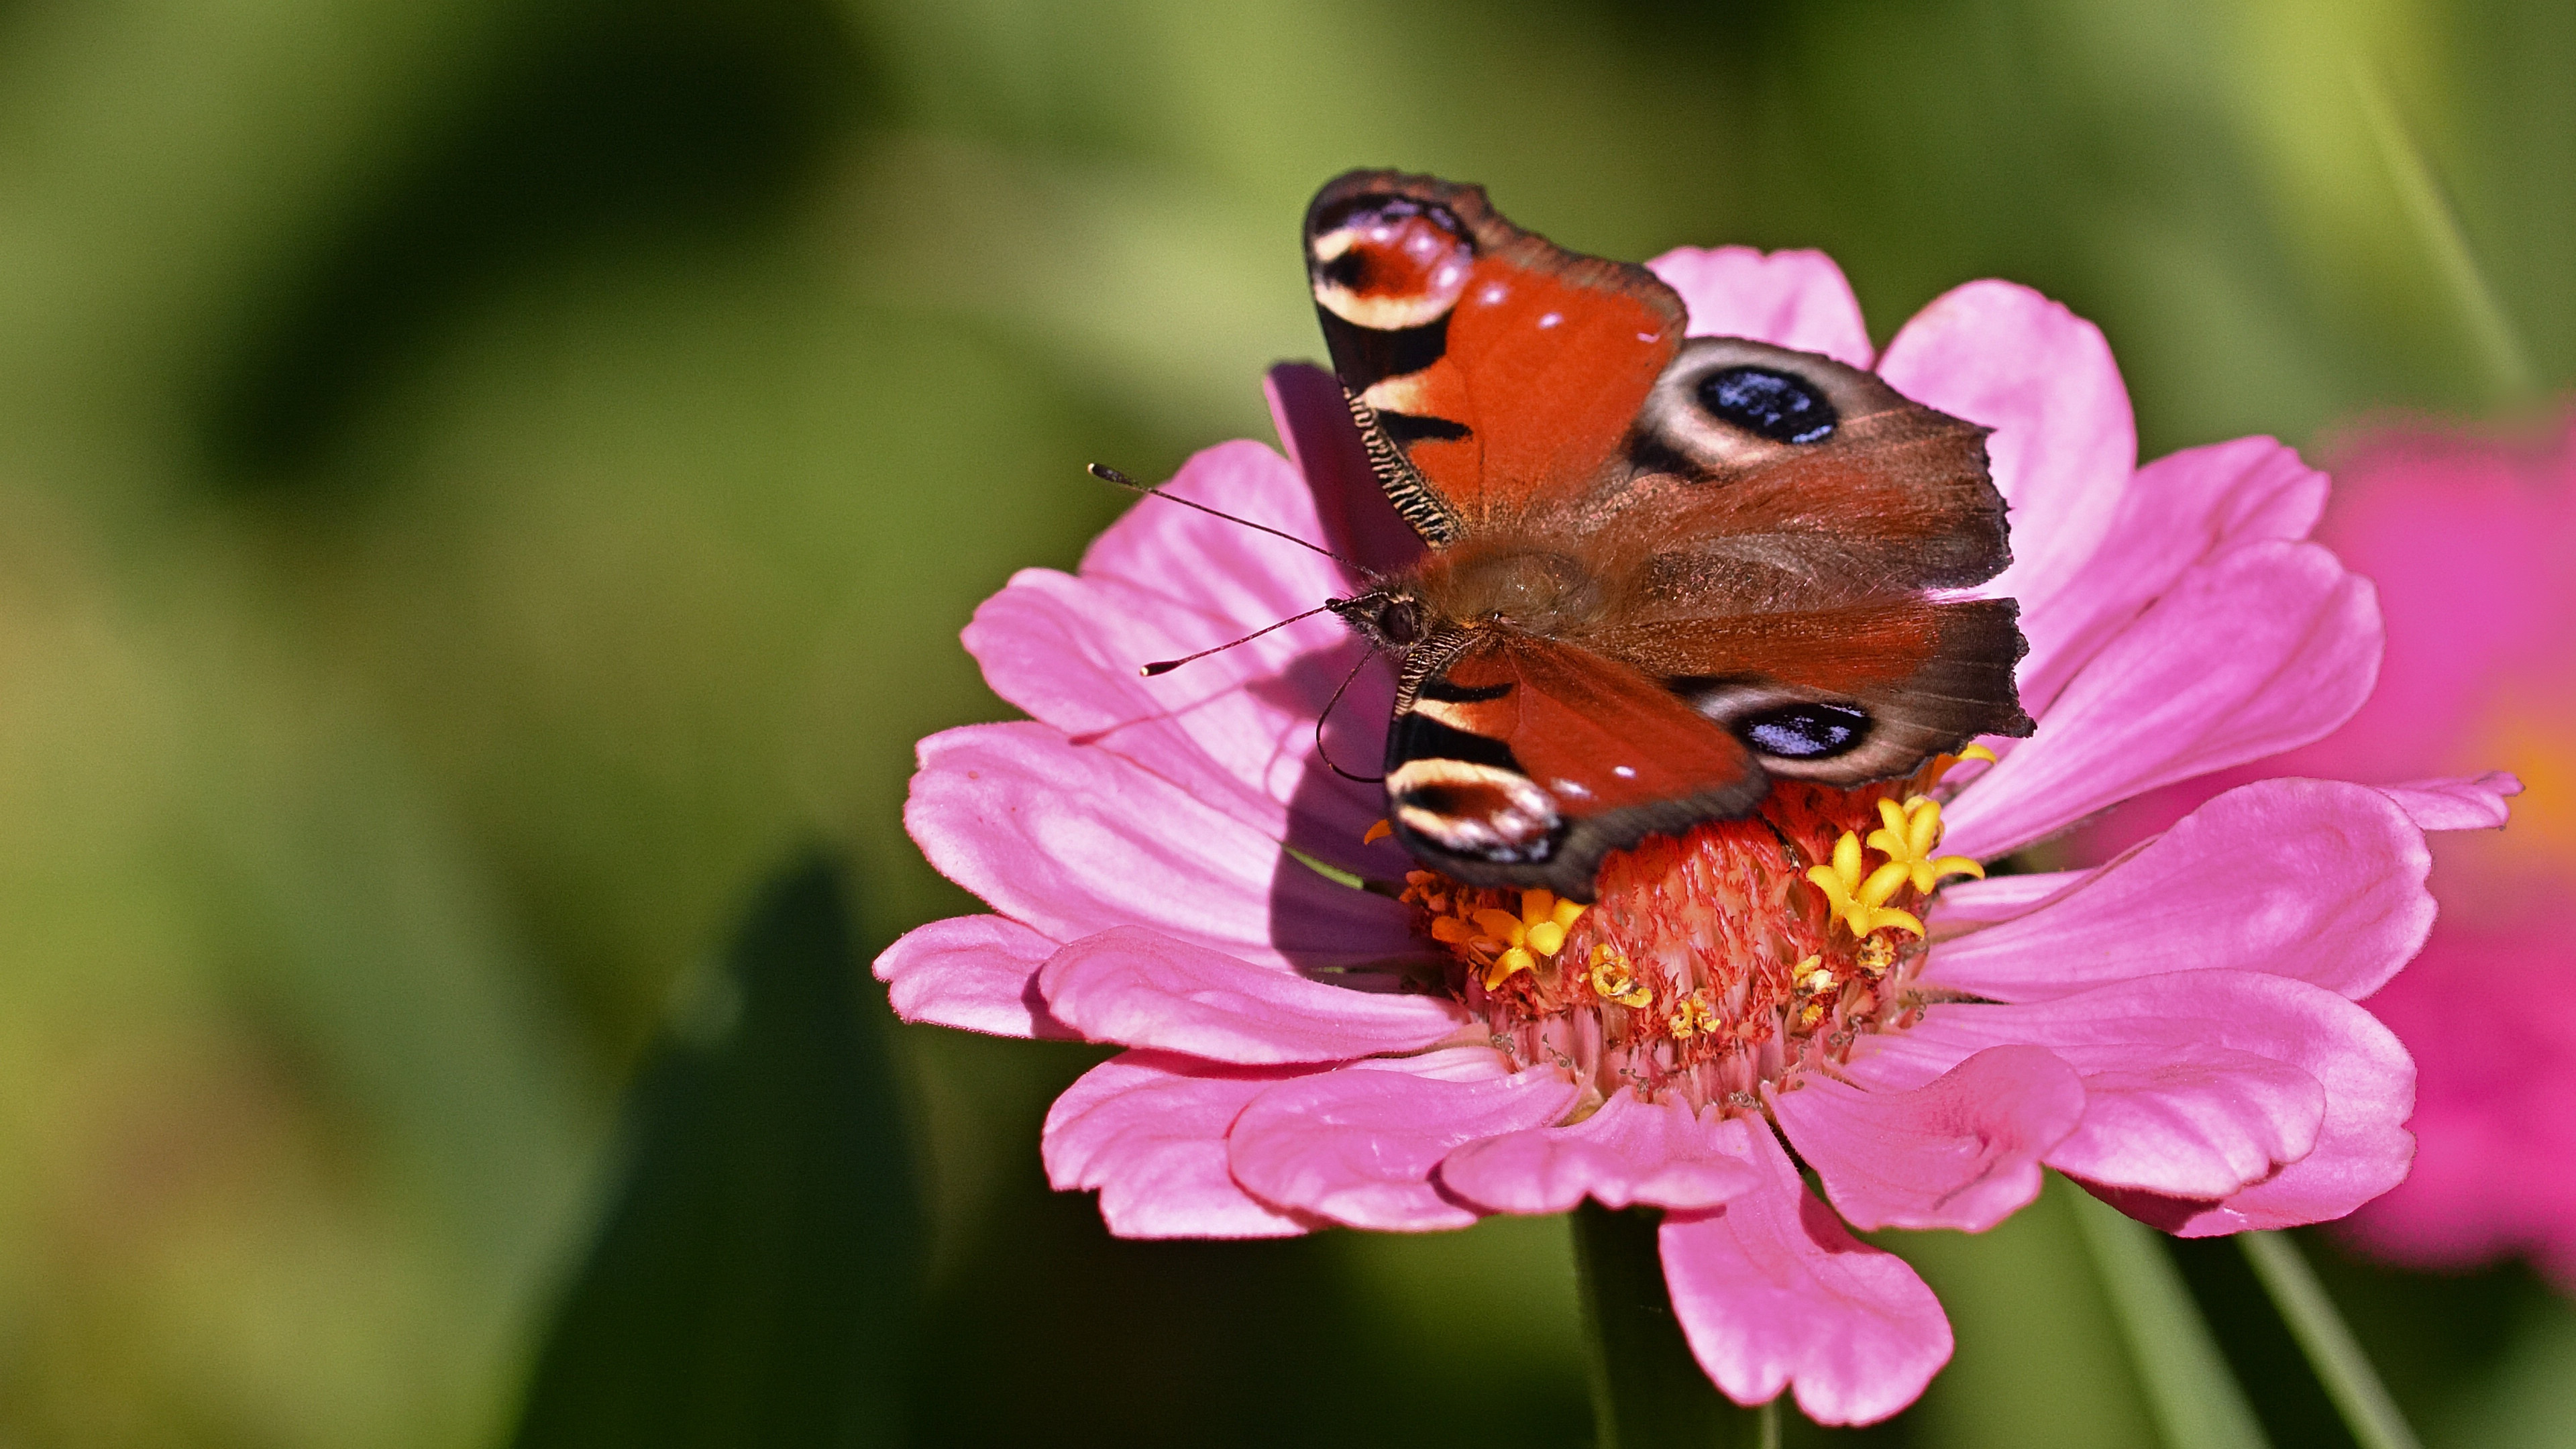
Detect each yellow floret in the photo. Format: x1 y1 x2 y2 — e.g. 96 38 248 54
1805 829 1926 939
1864 794 1988 894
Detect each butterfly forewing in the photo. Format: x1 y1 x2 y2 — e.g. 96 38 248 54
1305 171 1684 537
1386 631 1766 900
1301 170 2035 895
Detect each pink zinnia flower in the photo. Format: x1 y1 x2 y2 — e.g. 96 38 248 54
876 248 2514 1423
2089 413 2566 1285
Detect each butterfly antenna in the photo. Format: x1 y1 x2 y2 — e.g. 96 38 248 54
1139 602 1338 678
1316 648 1385 784
1088 464 1362 570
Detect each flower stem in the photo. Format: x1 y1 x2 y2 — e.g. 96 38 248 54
2353 62 2538 407
1570 1201 1768 1448
2238 1230 2425 1449
2068 1187 2271 1449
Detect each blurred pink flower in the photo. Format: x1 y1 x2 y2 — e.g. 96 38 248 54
2087 414 2569 1285
875 250 2510 1423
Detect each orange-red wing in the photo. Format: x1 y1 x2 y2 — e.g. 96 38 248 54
1305 170 1684 541
1383 631 1764 900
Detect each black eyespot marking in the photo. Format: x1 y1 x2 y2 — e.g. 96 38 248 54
1737 702 1870 759
1697 366 1837 444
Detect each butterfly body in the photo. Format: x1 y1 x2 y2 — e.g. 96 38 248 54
1304 171 2033 900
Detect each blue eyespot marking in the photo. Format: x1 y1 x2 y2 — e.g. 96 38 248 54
1697 366 1837 444
1739 702 1869 759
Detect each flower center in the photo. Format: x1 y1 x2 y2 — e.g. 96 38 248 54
1395 749 1990 1114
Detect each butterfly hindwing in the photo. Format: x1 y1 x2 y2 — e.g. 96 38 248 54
1582 596 2029 786
1568 335 2033 782
1607 336 2010 596
1303 171 2037 894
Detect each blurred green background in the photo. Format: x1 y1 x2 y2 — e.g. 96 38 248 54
0 0 2567 1444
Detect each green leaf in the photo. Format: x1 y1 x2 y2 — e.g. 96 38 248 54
1888 1173 2158 1449
2353 64 2539 407
1571 1202 1768 1449
2069 1187 2271 1449
505 853 918 1448
2239 1231 2424 1449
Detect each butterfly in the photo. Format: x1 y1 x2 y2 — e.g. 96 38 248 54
1301 170 2034 901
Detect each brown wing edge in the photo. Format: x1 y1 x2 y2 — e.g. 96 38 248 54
1768 595 2034 783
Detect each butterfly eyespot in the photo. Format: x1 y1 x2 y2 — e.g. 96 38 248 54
1735 702 1870 759
1695 366 1837 444
1387 759 1562 861
1309 195 1473 330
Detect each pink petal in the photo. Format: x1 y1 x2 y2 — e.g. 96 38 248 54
2017 435 2329 718
1075 437 1364 616
959 425 1407 876
1036 924 1468 1064
1435 1089 1763 1215
1264 362 1427 576
871 913 1076 1040
1769 1045 2084 1232
1645 247 1874 368
2335 923 2571 1265
1943 541 2381 860
1042 1051 1318 1239
2375 771 2522 832
1854 971 2381 1200
966 566 1391 859
1875 281 2133 626
1928 869 2086 929
2096 995 2414 1236
2276 419 2576 784
2048 1046 2326 1201
1225 1053 1580 1230
904 722 1413 970
1661 1124 1953 1425
1351 1044 1521 1083
1927 778 2434 1002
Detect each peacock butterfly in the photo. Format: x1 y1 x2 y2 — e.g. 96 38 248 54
1300 170 2033 900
